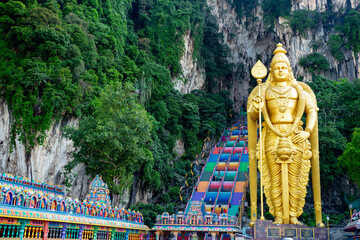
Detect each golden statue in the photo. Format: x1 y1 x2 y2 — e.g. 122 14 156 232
247 44 324 227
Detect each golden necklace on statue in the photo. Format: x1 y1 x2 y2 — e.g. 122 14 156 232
271 87 292 113
277 96 290 113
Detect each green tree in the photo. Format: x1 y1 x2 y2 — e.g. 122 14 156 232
289 10 320 35
230 0 258 20
339 128 360 187
201 13 233 92
309 77 360 190
131 202 176 228
262 0 291 27
0 0 235 216
65 83 153 193
308 76 347 187
299 52 329 73
342 10 360 54
328 35 344 61
337 79 360 139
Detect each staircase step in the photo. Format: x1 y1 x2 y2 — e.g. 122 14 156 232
197 181 209 192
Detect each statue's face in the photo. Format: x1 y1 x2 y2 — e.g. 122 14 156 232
273 62 289 82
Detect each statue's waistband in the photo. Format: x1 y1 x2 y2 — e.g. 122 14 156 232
268 123 295 133
272 122 293 126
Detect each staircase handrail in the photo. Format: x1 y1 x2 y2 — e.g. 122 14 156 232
211 186 222 214
229 139 247 206
211 128 237 214
203 127 234 207
216 142 235 212
185 144 216 213
186 127 230 213
206 147 223 194
238 172 250 228
212 153 231 213
202 145 225 213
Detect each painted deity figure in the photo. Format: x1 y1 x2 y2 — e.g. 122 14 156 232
5 192 11 204
51 201 56 211
60 203 64 212
29 198 35 208
247 44 324 226
41 200 46 209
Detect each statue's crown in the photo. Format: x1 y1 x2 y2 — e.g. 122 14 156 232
271 43 290 68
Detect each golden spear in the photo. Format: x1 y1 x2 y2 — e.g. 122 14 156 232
250 60 267 221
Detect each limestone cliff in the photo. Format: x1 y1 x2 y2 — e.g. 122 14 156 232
292 0 360 11
0 99 89 200
206 0 360 109
173 31 206 94
0 97 186 207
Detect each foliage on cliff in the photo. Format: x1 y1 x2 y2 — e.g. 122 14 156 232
289 9 360 61
262 0 291 27
201 14 234 92
230 0 258 21
309 76 360 188
0 0 233 198
299 53 329 73
326 10 360 60
289 10 320 34
65 83 153 192
340 128 360 187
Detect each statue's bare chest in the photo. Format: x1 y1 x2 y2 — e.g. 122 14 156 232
265 86 298 123
266 86 298 100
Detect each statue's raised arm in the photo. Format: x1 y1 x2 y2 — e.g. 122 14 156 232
247 43 324 227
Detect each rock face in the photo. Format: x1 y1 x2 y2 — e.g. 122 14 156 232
0 99 89 200
173 30 206 94
174 139 186 159
206 0 360 109
292 0 360 11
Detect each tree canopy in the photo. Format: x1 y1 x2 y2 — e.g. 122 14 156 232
0 0 234 198
65 83 153 193
339 128 360 187
309 76 360 187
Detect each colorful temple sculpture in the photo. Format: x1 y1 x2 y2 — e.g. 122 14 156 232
344 215 360 239
343 199 360 239
152 121 251 240
0 173 149 240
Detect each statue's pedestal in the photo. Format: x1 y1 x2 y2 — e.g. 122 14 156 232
249 220 328 240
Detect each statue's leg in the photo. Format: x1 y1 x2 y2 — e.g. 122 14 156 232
289 149 311 225
264 152 282 223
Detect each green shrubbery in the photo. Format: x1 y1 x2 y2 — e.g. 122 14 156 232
229 0 258 20
288 10 320 34
342 10 360 54
299 52 329 73
131 202 177 228
309 77 360 188
326 10 360 61
262 0 291 27
200 13 234 92
300 208 346 227
328 35 344 61
340 128 360 187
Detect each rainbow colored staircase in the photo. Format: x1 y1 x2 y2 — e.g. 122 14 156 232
185 122 249 219
152 121 250 239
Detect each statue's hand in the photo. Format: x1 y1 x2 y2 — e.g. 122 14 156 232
252 96 264 112
292 131 310 143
